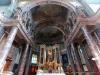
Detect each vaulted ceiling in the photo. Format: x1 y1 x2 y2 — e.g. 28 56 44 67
0 0 77 45
31 4 68 44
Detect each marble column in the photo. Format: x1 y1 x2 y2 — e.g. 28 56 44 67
58 47 62 73
0 26 4 38
39 48 42 68
54 48 57 62
71 43 83 74
67 45 76 75
82 26 100 71
44 48 46 66
64 37 76 75
24 47 32 75
54 48 57 71
17 44 29 75
0 27 18 71
81 46 94 75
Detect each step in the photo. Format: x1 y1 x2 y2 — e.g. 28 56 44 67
37 73 65 75
0 71 13 75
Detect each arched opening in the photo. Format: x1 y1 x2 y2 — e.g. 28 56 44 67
24 3 76 74
34 26 64 45
0 0 80 75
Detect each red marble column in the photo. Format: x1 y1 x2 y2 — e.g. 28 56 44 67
82 26 100 71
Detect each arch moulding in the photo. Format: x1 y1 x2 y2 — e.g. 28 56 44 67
20 0 76 13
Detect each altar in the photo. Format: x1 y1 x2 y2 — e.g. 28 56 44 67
38 44 64 73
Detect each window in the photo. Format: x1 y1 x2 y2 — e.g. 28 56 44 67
85 0 100 4
31 54 37 64
0 0 11 6
88 4 100 13
84 0 100 13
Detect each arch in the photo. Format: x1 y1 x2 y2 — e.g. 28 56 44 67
34 26 64 44
16 0 77 40
34 25 65 36
19 0 76 14
52 26 65 35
